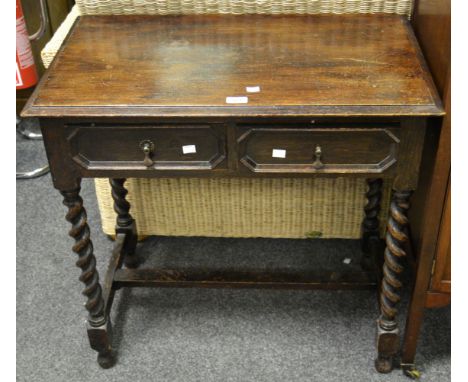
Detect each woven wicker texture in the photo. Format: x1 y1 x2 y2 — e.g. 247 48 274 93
41 6 80 68
96 177 391 238
41 3 402 238
76 0 413 16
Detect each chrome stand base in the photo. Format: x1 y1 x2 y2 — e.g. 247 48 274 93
16 116 50 179
16 165 50 179
17 117 43 140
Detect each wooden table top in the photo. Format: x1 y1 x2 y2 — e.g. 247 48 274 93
23 15 443 118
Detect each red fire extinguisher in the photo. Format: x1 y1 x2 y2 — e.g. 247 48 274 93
16 0 38 89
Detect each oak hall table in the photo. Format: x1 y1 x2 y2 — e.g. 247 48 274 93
22 15 443 374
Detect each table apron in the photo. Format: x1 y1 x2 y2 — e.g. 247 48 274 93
38 117 426 192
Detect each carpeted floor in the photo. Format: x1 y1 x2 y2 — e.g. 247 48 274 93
16 124 450 382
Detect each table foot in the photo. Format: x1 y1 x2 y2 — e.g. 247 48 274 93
375 322 399 373
87 320 116 369
375 355 393 373
97 351 116 369
123 234 140 269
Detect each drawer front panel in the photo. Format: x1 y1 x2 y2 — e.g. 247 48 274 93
238 127 399 174
68 125 226 171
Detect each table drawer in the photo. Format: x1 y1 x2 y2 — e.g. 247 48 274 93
238 127 399 174
67 124 226 171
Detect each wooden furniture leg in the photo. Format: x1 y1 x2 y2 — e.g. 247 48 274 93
110 178 139 268
361 178 383 270
375 190 411 373
61 186 116 368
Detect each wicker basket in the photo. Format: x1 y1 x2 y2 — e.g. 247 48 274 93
41 1 411 238
95 177 392 238
75 0 413 16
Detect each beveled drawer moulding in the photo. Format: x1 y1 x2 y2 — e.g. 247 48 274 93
238 126 400 174
67 124 227 171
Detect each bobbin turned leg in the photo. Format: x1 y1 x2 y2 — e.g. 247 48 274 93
361 178 383 270
61 186 116 368
110 178 139 268
375 190 411 373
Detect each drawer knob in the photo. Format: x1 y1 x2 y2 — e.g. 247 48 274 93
313 145 324 169
139 140 155 167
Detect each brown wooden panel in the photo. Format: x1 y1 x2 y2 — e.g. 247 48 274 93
425 291 451 308
22 14 443 118
430 180 451 293
409 0 451 255
401 79 450 363
412 0 451 95
409 77 450 276
67 124 227 171
238 127 399 175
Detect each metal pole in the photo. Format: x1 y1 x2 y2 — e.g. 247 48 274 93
16 0 50 179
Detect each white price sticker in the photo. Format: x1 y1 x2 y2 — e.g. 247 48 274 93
226 96 248 104
182 145 197 154
272 149 286 158
246 86 261 93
